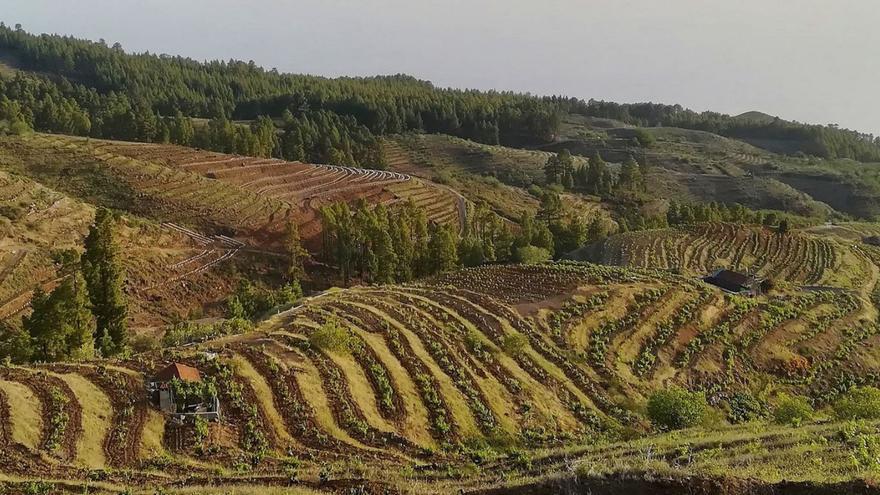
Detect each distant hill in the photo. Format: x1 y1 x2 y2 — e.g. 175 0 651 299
735 111 780 124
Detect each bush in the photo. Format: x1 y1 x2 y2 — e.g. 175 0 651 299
727 392 765 423
839 421 880 469
0 204 25 221
309 320 352 352
0 322 32 363
771 393 814 426
833 387 880 420
226 281 301 321
434 170 453 184
500 333 529 356
647 387 709 431
527 184 544 198
633 128 656 148
515 245 551 264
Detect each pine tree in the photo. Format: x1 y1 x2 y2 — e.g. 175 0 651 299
372 205 398 283
390 213 414 282
81 208 128 356
428 224 459 273
538 192 563 222
618 156 642 190
543 149 573 186
411 204 430 276
24 252 95 362
284 222 309 282
515 212 535 248
459 236 486 267
532 221 555 253
587 218 605 241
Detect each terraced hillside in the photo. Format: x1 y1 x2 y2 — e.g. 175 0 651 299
0 134 464 249
550 115 841 218
96 138 465 235
0 163 268 326
2 262 879 493
572 222 875 291
382 134 611 225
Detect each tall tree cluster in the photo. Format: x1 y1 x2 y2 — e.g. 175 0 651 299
320 200 522 284
4 208 129 363
23 251 94 362
81 207 128 356
545 151 647 196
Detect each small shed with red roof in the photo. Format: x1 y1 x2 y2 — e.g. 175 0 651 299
148 362 220 421
154 363 202 383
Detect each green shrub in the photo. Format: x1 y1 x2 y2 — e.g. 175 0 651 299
226 280 301 321
515 245 551 264
727 392 765 423
500 333 529 356
633 128 656 148
309 320 352 352
464 330 486 354
771 393 814 426
838 421 880 470
647 387 709 431
833 386 880 420
0 204 25 220
161 318 251 348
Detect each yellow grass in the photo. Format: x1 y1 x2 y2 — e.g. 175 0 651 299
378 290 521 437
354 328 436 448
0 379 43 450
158 486 328 495
54 372 112 468
265 344 376 453
139 409 166 460
352 299 483 440
371 292 579 433
229 353 298 449
566 287 634 350
320 339 397 435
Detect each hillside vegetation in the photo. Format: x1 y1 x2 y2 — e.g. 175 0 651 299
2 263 880 492
572 222 875 291
0 134 463 247
5 22 880 495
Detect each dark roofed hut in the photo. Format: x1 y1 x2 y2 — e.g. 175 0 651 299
704 269 763 296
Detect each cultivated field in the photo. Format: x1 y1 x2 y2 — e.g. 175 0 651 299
383 135 611 225
0 163 269 326
573 222 875 291
95 139 465 236
2 262 878 493
0 134 464 249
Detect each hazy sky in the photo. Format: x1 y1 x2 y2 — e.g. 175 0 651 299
3 0 878 135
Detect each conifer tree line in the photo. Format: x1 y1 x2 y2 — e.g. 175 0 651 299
0 24 566 155
544 150 648 195
0 207 128 363
318 195 609 283
1 25 877 163
319 199 520 284
613 200 798 234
